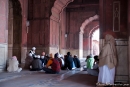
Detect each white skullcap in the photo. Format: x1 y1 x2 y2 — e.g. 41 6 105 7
34 55 37 58
58 53 61 58
41 56 44 59
60 54 63 57
37 55 40 58
28 53 32 57
32 47 36 50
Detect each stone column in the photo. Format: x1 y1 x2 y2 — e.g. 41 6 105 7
128 0 130 84
90 36 93 55
79 32 83 58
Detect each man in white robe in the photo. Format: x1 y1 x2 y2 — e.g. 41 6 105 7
97 34 117 86
7 56 22 72
29 47 36 58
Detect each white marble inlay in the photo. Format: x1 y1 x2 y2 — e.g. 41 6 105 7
115 40 128 46
116 46 128 75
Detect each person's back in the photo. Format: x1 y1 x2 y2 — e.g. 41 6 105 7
73 55 81 68
65 52 73 70
25 53 33 69
43 53 61 74
7 56 22 72
7 58 19 72
31 55 42 71
51 58 60 72
87 56 99 76
87 55 94 69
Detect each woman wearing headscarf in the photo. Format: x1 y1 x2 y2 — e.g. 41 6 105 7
7 56 22 72
98 34 117 85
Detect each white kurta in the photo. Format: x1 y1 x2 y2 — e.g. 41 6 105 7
98 65 115 84
7 59 22 72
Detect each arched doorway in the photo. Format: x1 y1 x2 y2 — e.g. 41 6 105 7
79 15 99 58
8 0 22 63
50 0 99 57
92 29 99 55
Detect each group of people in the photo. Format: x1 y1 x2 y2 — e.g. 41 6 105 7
24 47 81 74
84 34 117 87
6 34 117 87
84 55 99 77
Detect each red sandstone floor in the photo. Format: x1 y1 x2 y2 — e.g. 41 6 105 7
0 69 98 87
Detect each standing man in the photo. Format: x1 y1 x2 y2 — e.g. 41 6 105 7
98 34 117 86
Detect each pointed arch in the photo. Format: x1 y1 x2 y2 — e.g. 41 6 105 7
50 0 74 21
79 15 99 58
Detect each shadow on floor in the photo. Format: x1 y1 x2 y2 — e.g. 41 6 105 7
63 71 98 87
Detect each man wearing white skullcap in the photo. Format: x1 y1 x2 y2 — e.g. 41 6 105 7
29 47 36 58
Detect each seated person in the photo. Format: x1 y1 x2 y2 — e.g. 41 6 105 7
29 47 36 58
7 56 22 72
64 52 73 70
61 55 68 70
57 53 65 69
43 53 61 74
24 53 34 69
40 52 46 67
87 55 99 76
73 55 81 68
30 55 43 71
44 54 50 65
86 54 94 69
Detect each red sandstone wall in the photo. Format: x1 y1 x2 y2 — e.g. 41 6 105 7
128 0 130 35
83 21 99 50
99 0 128 39
65 10 98 49
0 0 8 43
19 0 28 46
27 0 55 47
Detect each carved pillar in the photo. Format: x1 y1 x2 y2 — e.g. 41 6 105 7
113 1 120 32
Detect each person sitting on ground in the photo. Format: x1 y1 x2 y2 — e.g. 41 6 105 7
24 53 34 69
40 52 47 67
7 56 22 72
43 53 61 74
30 55 43 71
64 52 73 70
87 55 99 76
57 53 65 70
87 54 94 69
73 55 81 68
29 47 36 58
44 54 50 66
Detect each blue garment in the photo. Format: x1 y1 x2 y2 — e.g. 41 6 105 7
72 61 76 68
